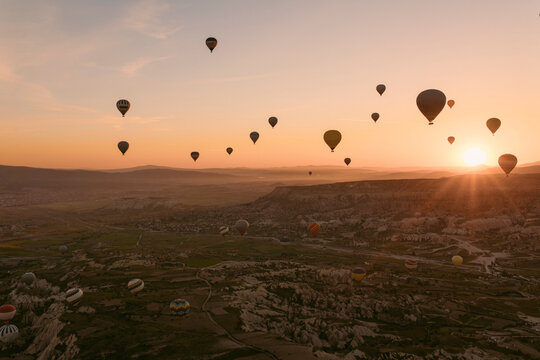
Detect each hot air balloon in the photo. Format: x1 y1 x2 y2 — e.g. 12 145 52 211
116 99 130 117
498 154 517 176
0 305 16 324
344 158 351 166
21 272 36 285
308 171 312 176
452 255 463 266
219 226 230 236
404 259 418 270
416 89 446 125
65 288 83 305
323 130 341 152
59 245 68 254
128 279 144 294
170 299 190 318
191 152 199 162
351 268 366 281
118 141 129 155
376 84 386 96
307 222 321 236
226 147 233 155
486 118 501 135
371 113 379 122
279 237 291 245
206 37 217 52
0 324 18 343
250 132 259 144
235 219 249 235
448 136 455 145
447 100 455 108
268 116 278 128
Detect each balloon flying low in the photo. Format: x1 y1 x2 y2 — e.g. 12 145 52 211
128 279 144 294
486 118 501 135
376 84 386 96
268 116 278 128
416 89 446 125
447 136 455 145
0 305 16 324
21 272 36 285
351 268 366 282
170 299 190 318
404 260 418 270
307 222 321 236
219 226 230 236
206 37 217 52
191 152 199 162
371 113 379 122
498 154 517 176
0 324 18 343
118 141 129 155
235 219 249 235
116 99 130 117
59 245 68 254
250 132 259 144
323 130 342 152
452 255 463 266
65 288 83 305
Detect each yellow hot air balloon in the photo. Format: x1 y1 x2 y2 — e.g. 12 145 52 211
323 130 341 152
486 118 501 135
498 154 517 176
447 100 455 108
351 268 366 281
416 89 446 125
452 255 463 266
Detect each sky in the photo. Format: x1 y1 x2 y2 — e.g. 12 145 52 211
0 0 538 169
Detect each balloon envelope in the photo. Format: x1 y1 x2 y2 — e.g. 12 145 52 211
416 89 446 124
116 99 130 117
66 288 83 305
219 226 230 236
128 279 144 294
447 100 455 108
498 154 517 176
452 255 463 266
21 272 36 285
191 152 200 162
235 219 249 235
206 37 217 52
280 237 291 245
371 113 379 122
118 141 129 155
351 268 366 281
0 305 16 324
59 245 68 254
307 222 321 236
323 130 342 152
0 324 18 343
376 84 386 96
226 147 233 155
405 260 418 270
268 116 278 128
170 299 190 317
344 158 351 166
250 132 259 144
448 136 455 144
308 171 312 176
486 118 501 135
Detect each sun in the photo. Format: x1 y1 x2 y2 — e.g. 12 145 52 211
463 148 486 166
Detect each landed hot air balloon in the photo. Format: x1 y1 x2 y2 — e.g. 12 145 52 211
206 37 218 52
118 141 129 155
0 324 18 343
452 255 463 266
116 99 130 117
498 154 517 176
351 268 366 282
371 113 379 123
486 118 501 135
21 272 36 285
59 245 68 254
376 84 386 96
308 171 312 176
170 299 190 318
279 237 291 245
447 100 455 108
344 158 351 166
448 136 455 145
416 89 446 125
307 222 321 236
250 132 259 144
0 305 16 324
268 117 278 128
404 259 418 270
226 147 233 155
219 226 230 236
65 288 83 305
128 279 144 294
191 152 200 162
323 130 341 152
235 220 249 235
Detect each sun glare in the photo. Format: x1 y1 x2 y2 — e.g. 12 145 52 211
463 148 486 166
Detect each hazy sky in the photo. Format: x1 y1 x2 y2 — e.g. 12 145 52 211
0 0 538 169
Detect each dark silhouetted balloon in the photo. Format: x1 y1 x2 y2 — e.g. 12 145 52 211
448 136 455 144
308 171 312 176
344 158 351 166
191 152 199 162
498 154 517 176
447 100 455 108
416 89 446 124
206 37 217 52
250 132 259 144
226 147 233 155
371 113 379 122
118 141 129 155
376 84 386 96
235 219 249 235
116 99 130 117
323 130 341 152
268 116 278 128
486 118 501 135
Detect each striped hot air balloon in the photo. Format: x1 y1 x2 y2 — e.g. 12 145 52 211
0 324 18 343
307 222 321 236
116 99 130 117
170 299 190 318
404 259 418 270
351 268 366 282
128 279 144 294
0 305 16 325
65 288 83 305
219 226 230 236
